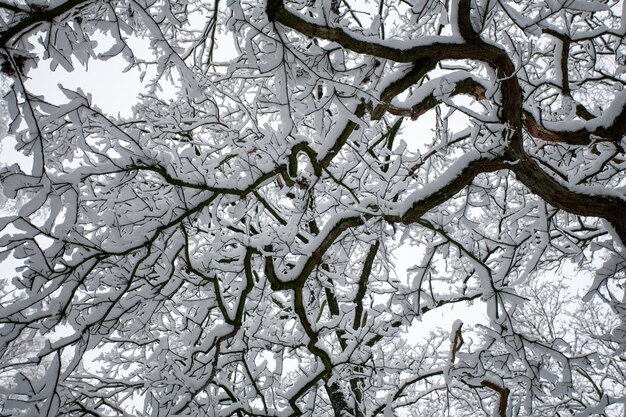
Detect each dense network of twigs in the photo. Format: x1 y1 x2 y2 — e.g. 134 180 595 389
0 0 625 416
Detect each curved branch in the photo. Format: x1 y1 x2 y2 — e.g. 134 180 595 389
371 369 445 417
266 0 523 151
480 380 510 417
0 0 91 47
384 75 487 120
511 158 626 245
269 155 506 289
523 100 626 145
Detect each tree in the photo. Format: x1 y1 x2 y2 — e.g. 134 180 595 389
0 0 625 415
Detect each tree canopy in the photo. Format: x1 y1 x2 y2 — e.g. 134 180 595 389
0 0 625 416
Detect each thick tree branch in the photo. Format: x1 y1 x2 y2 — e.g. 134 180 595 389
0 0 92 47
523 108 626 145
266 0 523 152
384 76 487 120
353 241 380 331
0 1 30 13
480 380 510 417
512 158 626 245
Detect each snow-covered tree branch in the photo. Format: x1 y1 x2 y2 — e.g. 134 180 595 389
0 0 625 416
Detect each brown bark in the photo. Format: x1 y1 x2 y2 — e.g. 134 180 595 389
481 380 510 417
512 158 626 245
266 0 626 248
